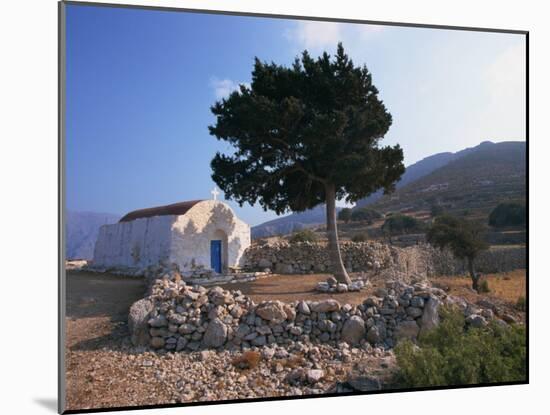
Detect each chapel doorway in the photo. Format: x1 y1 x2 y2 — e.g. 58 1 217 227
210 229 228 273
210 240 222 273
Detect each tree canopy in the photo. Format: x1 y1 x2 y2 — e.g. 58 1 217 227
427 215 488 260
208 43 405 215
208 43 404 283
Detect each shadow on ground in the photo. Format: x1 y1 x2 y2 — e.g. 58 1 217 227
34 398 57 413
65 271 146 352
66 271 146 320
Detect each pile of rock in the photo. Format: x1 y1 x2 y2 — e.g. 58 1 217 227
140 264 271 290
65 259 88 270
315 276 368 293
129 275 510 353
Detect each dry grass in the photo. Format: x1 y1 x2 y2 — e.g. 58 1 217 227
225 269 527 316
223 273 374 305
278 354 306 369
430 269 526 306
231 351 262 370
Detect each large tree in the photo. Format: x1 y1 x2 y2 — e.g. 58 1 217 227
426 215 489 291
208 43 404 284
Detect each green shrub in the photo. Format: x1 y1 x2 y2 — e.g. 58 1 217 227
350 208 383 223
338 208 353 223
489 203 526 227
515 296 526 312
478 279 490 293
394 308 526 388
351 233 368 242
382 214 424 236
288 229 319 243
430 204 445 217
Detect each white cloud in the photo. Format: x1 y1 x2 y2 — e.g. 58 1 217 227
481 41 526 140
336 199 355 209
281 22 525 165
486 42 526 109
209 77 250 100
487 42 525 89
285 20 384 53
284 21 342 50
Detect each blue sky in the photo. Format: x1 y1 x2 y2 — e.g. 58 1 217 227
65 4 526 226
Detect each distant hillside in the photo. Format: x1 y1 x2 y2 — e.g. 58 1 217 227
371 141 526 215
66 211 120 259
355 143 482 208
252 143 482 238
252 141 526 238
251 204 341 239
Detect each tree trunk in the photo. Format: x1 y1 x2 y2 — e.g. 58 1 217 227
468 257 480 291
325 184 352 285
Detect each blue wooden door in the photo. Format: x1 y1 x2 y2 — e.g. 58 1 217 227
210 240 222 273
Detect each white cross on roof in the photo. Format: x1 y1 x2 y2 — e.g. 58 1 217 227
211 187 220 201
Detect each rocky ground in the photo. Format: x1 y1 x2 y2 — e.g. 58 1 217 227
65 271 396 411
65 269 525 411
68 342 396 410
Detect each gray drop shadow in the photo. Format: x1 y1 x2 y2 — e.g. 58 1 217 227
34 398 57 413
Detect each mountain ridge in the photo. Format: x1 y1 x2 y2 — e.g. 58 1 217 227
371 140 525 215
251 140 525 238
66 211 120 259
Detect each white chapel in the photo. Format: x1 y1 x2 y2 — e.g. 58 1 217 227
92 191 250 274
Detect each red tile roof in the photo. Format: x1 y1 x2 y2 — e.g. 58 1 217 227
119 200 204 222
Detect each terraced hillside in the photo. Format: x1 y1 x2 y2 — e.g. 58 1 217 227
370 141 526 218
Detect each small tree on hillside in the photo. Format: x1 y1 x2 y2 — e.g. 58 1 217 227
338 208 353 224
209 43 405 284
430 204 445 218
426 215 488 291
382 214 422 236
351 207 383 223
489 203 526 227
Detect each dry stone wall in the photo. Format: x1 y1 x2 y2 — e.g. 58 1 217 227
243 241 525 277
129 274 511 353
426 246 526 275
244 241 434 279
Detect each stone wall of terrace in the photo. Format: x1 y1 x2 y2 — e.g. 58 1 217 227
243 241 526 277
129 276 515 353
